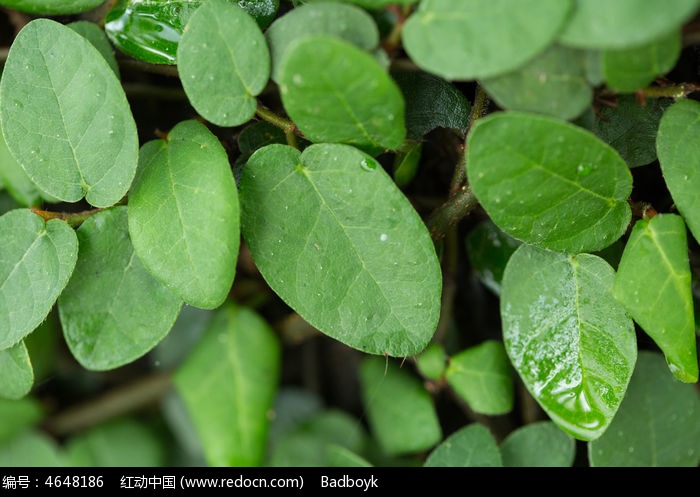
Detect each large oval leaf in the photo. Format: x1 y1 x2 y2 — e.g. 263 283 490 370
403 0 573 80
175 304 280 466
178 1 270 127
0 342 33 400
559 0 699 49
279 36 405 154
467 112 632 253
465 220 521 296
0 0 102 14
589 352 700 466
501 244 637 441
424 424 502 467
240 143 441 356
58 207 182 371
0 125 42 207
68 21 120 78
614 215 697 383
657 99 700 244
128 120 239 309
0 209 77 350
0 20 138 208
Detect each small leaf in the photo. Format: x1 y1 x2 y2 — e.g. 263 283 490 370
392 71 471 138
266 1 379 83
467 112 632 253
178 1 270 127
128 120 240 309
657 99 700 244
501 244 637 441
424 424 502 467
0 398 42 444
279 36 405 154
68 21 120 77
589 351 700 466
327 445 373 467
0 0 102 14
150 306 212 370
416 343 446 381
403 0 573 80
240 144 441 357
393 140 422 187
446 340 514 415
614 214 698 382
0 341 33 400
0 209 78 350
175 304 281 467
0 430 64 467
359 357 441 456
481 45 592 121
559 0 699 49
238 121 287 157
500 422 575 467
602 30 681 92
0 20 138 207
0 125 42 207
58 207 182 371
466 220 521 295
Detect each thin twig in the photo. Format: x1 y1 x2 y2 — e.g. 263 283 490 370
449 85 489 196
426 186 479 241
31 207 103 227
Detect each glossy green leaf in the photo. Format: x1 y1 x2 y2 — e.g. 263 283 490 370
591 96 669 167
602 30 681 92
235 0 279 28
657 99 700 244
0 0 102 14
393 71 471 138
559 0 699 49
0 341 33 400
279 37 405 153
240 144 441 356
128 120 239 309
0 431 64 467
175 304 281 466
266 1 379 83
0 20 138 207
446 340 513 415
178 1 270 127
0 209 78 350
58 207 182 371
501 245 637 441
424 424 502 467
0 398 42 444
416 343 446 381
150 306 211 369
403 0 573 80
23 312 58 383
481 45 592 121
501 421 575 467
238 121 286 157
327 445 373 467
614 215 697 382
467 112 633 253
393 140 422 187
589 351 700 466
66 419 166 467
0 124 42 207
466 220 521 296
360 357 441 456
68 21 120 77
312 0 413 7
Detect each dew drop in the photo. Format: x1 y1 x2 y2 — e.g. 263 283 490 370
577 164 593 177
360 158 376 172
292 74 303 85
380 233 388 242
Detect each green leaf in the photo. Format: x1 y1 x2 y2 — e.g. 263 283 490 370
481 45 592 121
359 357 441 456
403 0 573 80
128 120 240 309
238 121 287 157
657 99 700 244
150 306 212 370
392 71 471 139
614 214 698 382
393 140 422 187
446 340 514 415
467 111 633 253
177 1 270 127
66 419 166 467
268 388 323 444
0 430 64 467
590 96 669 168
0 20 138 207
279 36 405 153
416 343 446 381
58 207 182 371
175 304 281 466
0 192 19 216
327 445 373 467
240 144 441 357
266 1 379 83
0 398 42 444
234 0 280 29
308 0 413 7
501 245 637 441
602 30 681 92
589 351 700 466
424 424 502 467
0 209 78 350
466 220 521 296
0 341 33 400
23 312 59 383
0 0 102 14
500 422 575 467
68 21 120 78
0 124 42 207
559 0 699 49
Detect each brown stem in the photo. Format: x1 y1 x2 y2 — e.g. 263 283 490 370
449 85 489 196
426 186 479 241
31 207 103 227
0 47 8 65
6 8 30 36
